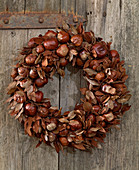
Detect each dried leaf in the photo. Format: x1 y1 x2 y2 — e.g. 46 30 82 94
47 123 56 131
42 57 48 67
7 81 17 94
86 90 97 104
80 88 87 95
68 111 76 120
90 127 100 132
102 84 116 94
15 103 23 112
104 112 114 121
84 77 99 86
72 143 86 150
59 117 69 123
117 94 131 103
15 107 24 119
83 68 97 76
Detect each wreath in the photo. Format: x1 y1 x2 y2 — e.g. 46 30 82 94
6 22 131 152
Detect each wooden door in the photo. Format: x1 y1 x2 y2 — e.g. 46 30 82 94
0 0 138 170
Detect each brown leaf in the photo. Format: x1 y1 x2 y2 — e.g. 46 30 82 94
15 103 23 112
33 121 42 134
35 54 42 64
104 112 114 121
5 96 14 103
24 117 35 136
69 49 78 62
42 57 48 67
72 143 86 150
15 107 24 119
47 123 56 131
89 127 100 132
122 103 131 111
117 94 131 103
104 99 114 110
102 84 116 94
22 79 32 89
84 77 99 86
37 68 44 79
59 117 69 123
85 90 97 104
7 81 17 94
68 111 76 120
83 60 90 69
80 88 87 95
83 68 97 76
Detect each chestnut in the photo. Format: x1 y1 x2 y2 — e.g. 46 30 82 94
29 68 38 79
24 103 37 116
43 66 52 73
44 101 51 108
56 44 69 57
95 72 105 81
83 32 93 43
110 50 120 63
25 54 37 65
44 30 57 38
35 91 43 102
18 67 29 77
35 77 48 87
59 129 68 136
60 58 68 67
89 60 100 70
59 137 69 146
57 31 69 43
92 42 108 58
11 68 18 79
43 38 58 50
28 37 43 48
71 34 83 46
38 106 49 117
36 45 44 53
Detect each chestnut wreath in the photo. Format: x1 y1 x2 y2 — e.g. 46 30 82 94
6 23 131 152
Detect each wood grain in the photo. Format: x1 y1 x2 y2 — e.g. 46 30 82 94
84 0 139 170
0 1 27 170
0 0 138 170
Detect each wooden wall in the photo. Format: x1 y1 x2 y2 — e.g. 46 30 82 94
0 0 138 170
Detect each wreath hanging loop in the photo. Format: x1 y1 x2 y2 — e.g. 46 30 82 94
6 22 131 152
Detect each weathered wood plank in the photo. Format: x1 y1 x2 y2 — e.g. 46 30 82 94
0 1 26 170
0 0 138 170
83 0 139 170
22 1 60 170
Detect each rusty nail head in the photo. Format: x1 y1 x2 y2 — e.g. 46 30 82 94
3 18 9 24
73 16 78 23
39 18 44 23
103 12 107 17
